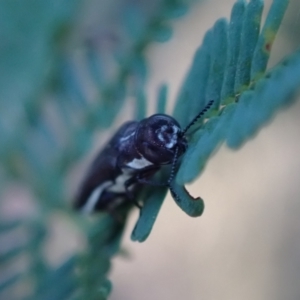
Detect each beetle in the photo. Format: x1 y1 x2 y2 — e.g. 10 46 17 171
74 100 213 214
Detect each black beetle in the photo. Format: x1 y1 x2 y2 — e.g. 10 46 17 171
74 100 213 214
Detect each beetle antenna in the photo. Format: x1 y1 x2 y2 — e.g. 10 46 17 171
167 146 182 201
167 146 179 185
182 100 214 136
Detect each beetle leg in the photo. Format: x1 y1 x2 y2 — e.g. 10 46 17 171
124 177 143 209
134 166 167 187
136 175 168 187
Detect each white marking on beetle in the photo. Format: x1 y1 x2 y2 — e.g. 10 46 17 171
81 181 112 214
165 125 179 148
126 156 153 169
173 125 179 134
157 125 168 142
119 132 135 143
107 170 133 193
157 125 180 148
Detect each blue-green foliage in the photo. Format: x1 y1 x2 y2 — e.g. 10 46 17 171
156 84 168 114
137 0 291 237
124 0 295 243
221 1 246 103
251 0 289 79
234 0 263 91
131 173 168 242
175 0 293 185
0 0 298 299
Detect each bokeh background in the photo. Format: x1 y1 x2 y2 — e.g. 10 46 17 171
1 0 300 299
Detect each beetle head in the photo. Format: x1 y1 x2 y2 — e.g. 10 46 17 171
135 114 187 165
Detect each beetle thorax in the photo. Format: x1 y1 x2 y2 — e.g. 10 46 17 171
134 114 187 165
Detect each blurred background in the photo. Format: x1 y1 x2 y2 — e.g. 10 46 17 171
1 0 300 299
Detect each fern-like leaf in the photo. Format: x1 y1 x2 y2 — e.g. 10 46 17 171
175 0 291 185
